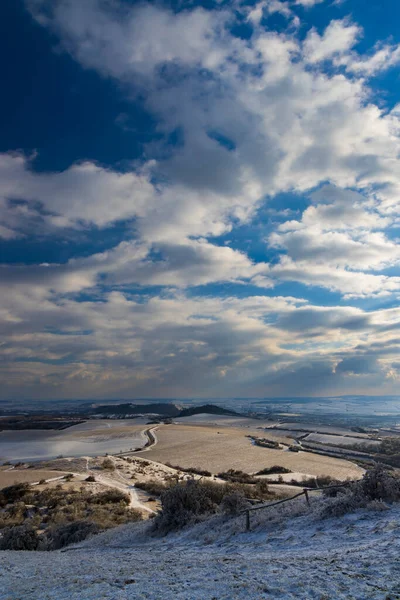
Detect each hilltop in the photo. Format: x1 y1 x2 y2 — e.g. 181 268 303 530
1 498 400 599
91 402 240 419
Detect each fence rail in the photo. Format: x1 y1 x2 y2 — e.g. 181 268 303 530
243 482 352 531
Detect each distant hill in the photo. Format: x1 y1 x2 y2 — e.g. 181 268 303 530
177 404 240 417
91 402 240 418
93 403 181 417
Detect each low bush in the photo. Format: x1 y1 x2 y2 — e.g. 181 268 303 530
135 480 170 496
357 464 400 502
42 520 100 550
152 480 220 533
320 465 400 518
0 483 30 507
0 524 40 551
320 490 361 518
248 436 280 449
165 463 212 477
220 492 250 516
217 469 258 484
89 489 130 505
290 475 340 489
101 458 115 470
255 466 292 476
0 482 142 549
152 478 272 533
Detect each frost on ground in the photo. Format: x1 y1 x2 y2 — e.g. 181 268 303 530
1 497 400 600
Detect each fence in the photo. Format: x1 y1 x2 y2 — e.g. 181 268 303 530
243 482 351 531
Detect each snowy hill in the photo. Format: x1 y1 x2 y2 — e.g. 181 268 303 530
1 499 400 599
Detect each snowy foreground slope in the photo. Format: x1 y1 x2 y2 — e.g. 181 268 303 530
1 501 400 600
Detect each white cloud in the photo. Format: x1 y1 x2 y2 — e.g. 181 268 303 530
303 19 360 64
268 256 400 298
295 0 326 6
339 44 400 76
1 0 400 397
1 287 399 398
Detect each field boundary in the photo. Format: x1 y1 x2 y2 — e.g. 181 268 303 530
243 482 352 530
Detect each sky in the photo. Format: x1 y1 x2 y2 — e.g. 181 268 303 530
1 0 400 402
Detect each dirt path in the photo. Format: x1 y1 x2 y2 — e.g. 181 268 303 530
85 455 155 514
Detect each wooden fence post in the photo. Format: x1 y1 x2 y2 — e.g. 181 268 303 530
304 489 310 506
246 510 250 531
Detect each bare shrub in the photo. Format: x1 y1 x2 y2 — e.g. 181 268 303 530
135 480 170 496
166 463 212 477
0 483 29 507
152 478 268 533
153 479 219 533
218 470 258 484
289 475 340 489
41 520 100 550
220 492 250 516
320 465 400 518
366 499 390 512
357 464 400 502
85 475 96 482
0 524 40 551
101 458 115 470
320 491 363 519
89 489 130 505
255 466 292 476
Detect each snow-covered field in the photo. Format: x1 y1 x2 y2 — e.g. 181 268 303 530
2 500 400 599
140 424 363 479
304 433 380 448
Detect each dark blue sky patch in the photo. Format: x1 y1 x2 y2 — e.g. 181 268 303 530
0 0 156 172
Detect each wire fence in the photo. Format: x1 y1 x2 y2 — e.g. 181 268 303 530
243 482 352 531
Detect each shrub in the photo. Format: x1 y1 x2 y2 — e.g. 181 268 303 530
357 464 400 502
320 465 400 518
153 479 219 533
220 492 250 516
165 463 212 477
101 458 115 470
152 478 268 533
42 520 100 550
89 489 130 505
0 483 29 507
366 499 389 512
250 437 280 449
135 480 170 496
320 491 362 519
255 466 292 476
85 475 96 482
0 524 40 551
290 475 339 489
217 470 258 484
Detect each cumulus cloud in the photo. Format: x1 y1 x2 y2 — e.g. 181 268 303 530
303 19 360 64
1 0 400 398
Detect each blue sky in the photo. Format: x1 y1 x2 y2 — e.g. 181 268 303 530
1 0 400 401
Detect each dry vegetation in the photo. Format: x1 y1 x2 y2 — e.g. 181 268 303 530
152 478 273 534
0 482 142 550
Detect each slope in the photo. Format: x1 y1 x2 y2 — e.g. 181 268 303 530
1 499 400 599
